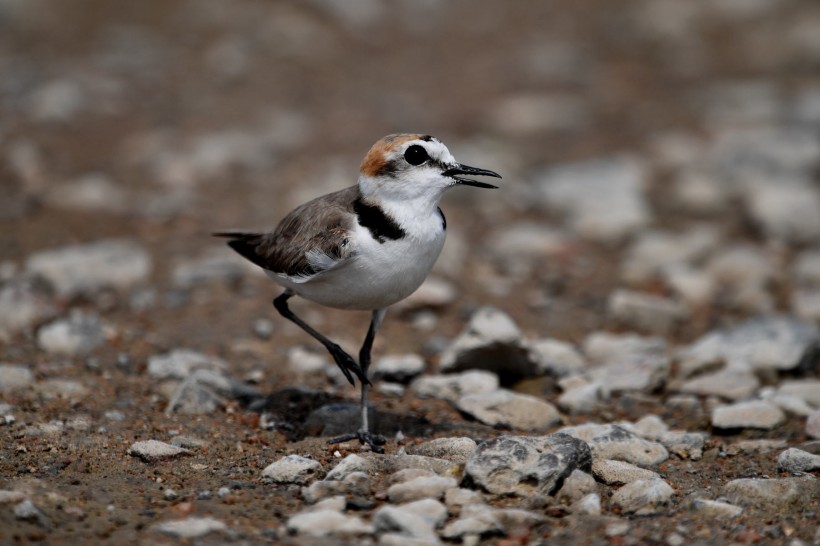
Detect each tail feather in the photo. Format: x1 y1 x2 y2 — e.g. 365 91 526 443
213 231 272 271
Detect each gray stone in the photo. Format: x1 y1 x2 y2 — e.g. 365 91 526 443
657 430 706 460
0 364 34 391
148 349 228 379
792 289 820 321
128 440 192 462
286 509 373 537
608 289 686 334
386 475 457 503
398 498 448 528
444 488 484 512
744 179 820 242
0 491 26 505
722 477 820 509
556 469 597 503
325 454 368 481
621 227 720 283
373 505 439 541
777 379 820 407
14 499 48 526
411 370 499 402
557 381 601 414
572 493 602 515
35 379 88 400
464 434 592 496
527 338 586 377
287 346 329 376
152 517 227 538
793 249 820 287
455 389 561 431
396 276 457 309
440 503 502 539
559 423 669 466
372 354 426 383
369 454 457 476
808 411 820 439
262 455 321 484
405 437 477 464
534 155 650 241
0 280 55 341
307 495 346 512
712 400 785 430
705 245 775 312
678 315 819 374
37 311 106 356
583 332 669 393
488 222 570 265
25 239 151 298
300 472 371 503
44 173 129 214
439 307 534 377
777 448 820 473
677 369 760 401
164 369 259 415
689 498 743 519
611 478 675 515
591 459 660 485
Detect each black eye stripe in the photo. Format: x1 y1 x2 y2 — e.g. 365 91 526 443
404 144 429 166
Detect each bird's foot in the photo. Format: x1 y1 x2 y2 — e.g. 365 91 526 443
329 429 387 454
328 345 370 387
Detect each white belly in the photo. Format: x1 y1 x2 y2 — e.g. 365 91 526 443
272 224 446 310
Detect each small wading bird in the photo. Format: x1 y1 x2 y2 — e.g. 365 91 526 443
215 134 500 452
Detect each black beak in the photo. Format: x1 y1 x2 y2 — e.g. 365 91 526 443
443 164 501 189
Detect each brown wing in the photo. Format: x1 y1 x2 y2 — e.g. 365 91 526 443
215 186 359 278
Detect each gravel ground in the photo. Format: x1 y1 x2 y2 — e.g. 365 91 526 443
1 1 820 544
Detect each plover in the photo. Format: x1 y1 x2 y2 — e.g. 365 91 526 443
216 133 500 452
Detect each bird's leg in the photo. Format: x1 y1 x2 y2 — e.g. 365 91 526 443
272 290 368 387
330 308 387 453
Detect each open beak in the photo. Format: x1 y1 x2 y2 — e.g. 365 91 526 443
443 164 501 188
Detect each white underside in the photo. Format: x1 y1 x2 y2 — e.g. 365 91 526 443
267 219 446 310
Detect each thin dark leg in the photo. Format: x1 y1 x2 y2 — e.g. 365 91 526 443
329 308 387 453
273 290 367 386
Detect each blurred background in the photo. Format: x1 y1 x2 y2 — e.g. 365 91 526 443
1 0 820 346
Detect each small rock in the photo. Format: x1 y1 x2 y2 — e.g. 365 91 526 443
37 311 106 356
399 498 448 528
35 379 88 400
370 454 456 476
397 275 457 309
373 502 442 541
252 317 275 339
455 389 561 431
300 472 371 503
286 509 373 537
0 280 55 341
677 369 760 401
557 382 601 414
386 475 457 503
372 354 426 383
527 338 586 377
744 179 820 243
591 459 660 485
677 315 819 374
0 364 34 391
0 490 26 504
572 493 602 515
712 400 785 430
25 239 152 298
147 349 228 379
608 289 686 334
44 173 128 214
440 503 502 539
621 227 720 283
152 517 227 539
411 370 499 402
325 454 368 481
444 488 484 512
287 346 329 375
611 477 675 515
689 498 744 519
405 437 477 464
488 222 570 265
793 249 820 287
164 369 257 415
808 411 820 439
705 245 776 312
534 155 650 241
777 379 820 407
556 469 597 503
777 448 820 473
559 423 669 466
14 499 48 526
583 332 669 393
128 440 192 462
261 455 321 485
171 248 248 289
722 477 820 509
725 439 788 455
438 307 533 377
464 434 592 496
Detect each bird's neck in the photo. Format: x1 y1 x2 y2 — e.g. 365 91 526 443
357 180 446 238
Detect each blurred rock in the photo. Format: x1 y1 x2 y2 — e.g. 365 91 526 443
583 332 670 393
373 503 440 542
711 400 785 430
722 477 820 510
777 448 820 473
171 248 250 289
262 455 322 484
0 280 55 341
36 311 106 356
571 493 602 515
455 389 561 431
677 369 760 401
387 475 457 504
534 155 650 241
411 370 499 403
527 338 586 378
557 381 602 414
148 349 228 379
372 354 425 383
559 423 668 466
28 78 86 122
689 498 744 519
621 227 720 283
128 440 191 462
610 478 675 515
286 509 373 538
805 411 820 439
43 173 129 214
152 517 227 539
405 437 477 464
677 315 819 375
705 245 776 312
464 434 591 496
490 93 591 134
742 178 820 242
608 289 686 334
0 364 34 391
396 276 457 310
591 459 660 485
25 239 152 299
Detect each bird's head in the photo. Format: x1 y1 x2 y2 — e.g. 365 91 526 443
358 134 500 204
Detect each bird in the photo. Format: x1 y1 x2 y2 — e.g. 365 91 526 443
215 133 500 452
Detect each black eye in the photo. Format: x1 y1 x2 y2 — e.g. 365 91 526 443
404 144 429 166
